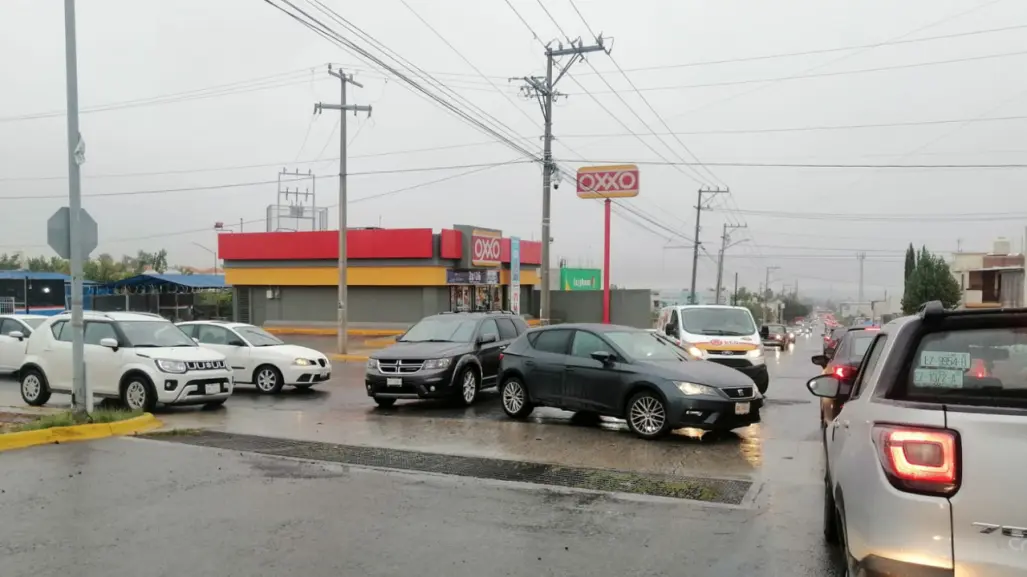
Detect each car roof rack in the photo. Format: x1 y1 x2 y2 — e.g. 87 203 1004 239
918 300 1027 323
487 310 515 315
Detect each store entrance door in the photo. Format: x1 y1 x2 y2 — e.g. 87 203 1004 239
449 285 502 312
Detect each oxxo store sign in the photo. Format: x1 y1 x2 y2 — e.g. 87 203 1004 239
454 225 503 269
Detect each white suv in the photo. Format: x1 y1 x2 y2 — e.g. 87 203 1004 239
808 301 1027 576
18 311 233 411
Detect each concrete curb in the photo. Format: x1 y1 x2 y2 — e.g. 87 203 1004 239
331 354 370 362
0 413 162 453
264 327 405 337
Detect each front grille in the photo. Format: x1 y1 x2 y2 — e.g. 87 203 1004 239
185 360 226 371
707 349 740 356
377 359 424 374
709 358 750 369
317 358 327 367
722 386 754 399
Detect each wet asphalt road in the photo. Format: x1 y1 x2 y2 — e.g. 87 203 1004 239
0 335 842 576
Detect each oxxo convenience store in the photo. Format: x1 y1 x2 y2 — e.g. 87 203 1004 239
217 225 541 325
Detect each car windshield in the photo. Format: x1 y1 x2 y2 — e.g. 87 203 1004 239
607 331 689 362
679 308 756 336
903 327 1027 406
119 321 196 348
399 317 477 343
21 318 45 329
767 325 786 334
235 326 284 346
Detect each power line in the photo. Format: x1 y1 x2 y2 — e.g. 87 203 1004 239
719 207 1027 222
568 158 1027 169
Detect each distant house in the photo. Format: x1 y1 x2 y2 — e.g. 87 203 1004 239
952 238 1025 309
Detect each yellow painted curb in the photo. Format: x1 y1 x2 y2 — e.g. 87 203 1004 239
0 413 162 453
364 337 398 348
331 353 370 362
264 327 405 337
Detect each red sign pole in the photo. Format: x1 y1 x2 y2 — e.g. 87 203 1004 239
603 198 611 324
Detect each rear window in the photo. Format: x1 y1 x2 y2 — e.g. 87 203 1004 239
831 328 847 340
902 327 1027 407
848 332 876 359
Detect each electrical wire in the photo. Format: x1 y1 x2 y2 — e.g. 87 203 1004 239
568 159 1027 169
718 207 1027 222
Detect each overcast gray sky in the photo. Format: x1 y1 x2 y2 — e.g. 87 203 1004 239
2 0 1025 300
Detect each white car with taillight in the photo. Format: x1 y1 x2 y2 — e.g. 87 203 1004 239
18 311 233 411
808 300 1027 576
0 314 48 374
177 321 331 394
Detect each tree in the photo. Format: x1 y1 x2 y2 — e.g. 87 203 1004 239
904 244 916 282
902 249 961 314
0 253 20 270
782 296 811 322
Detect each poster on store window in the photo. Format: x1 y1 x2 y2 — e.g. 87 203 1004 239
510 236 521 315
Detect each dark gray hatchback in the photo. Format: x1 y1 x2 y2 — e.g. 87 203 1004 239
498 323 763 439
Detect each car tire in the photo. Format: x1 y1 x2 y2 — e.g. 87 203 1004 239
254 365 285 395
458 367 479 406
20 368 52 407
500 377 533 419
202 399 227 410
823 474 839 544
121 374 157 412
373 397 396 408
625 391 671 440
754 373 769 395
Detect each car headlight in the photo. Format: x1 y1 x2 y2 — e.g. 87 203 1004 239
676 381 718 396
686 346 705 359
366 359 378 371
155 359 187 374
422 358 452 370
746 347 764 358
293 358 314 366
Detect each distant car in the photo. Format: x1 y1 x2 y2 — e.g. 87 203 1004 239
498 324 762 439
364 311 530 407
0 314 48 374
808 301 1027 575
19 311 232 411
178 321 331 394
810 326 880 430
823 326 848 356
761 323 790 348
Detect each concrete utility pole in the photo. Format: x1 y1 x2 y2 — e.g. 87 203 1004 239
732 272 739 306
315 65 371 354
857 251 866 305
63 0 89 415
519 37 606 324
714 223 746 305
689 186 728 304
763 266 780 323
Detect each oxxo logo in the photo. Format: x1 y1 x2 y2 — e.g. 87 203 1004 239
471 231 501 266
576 164 640 199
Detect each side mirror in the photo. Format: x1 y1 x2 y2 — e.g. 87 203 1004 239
227 339 246 347
663 323 675 337
478 333 498 344
99 337 119 350
9 331 24 341
807 374 841 398
590 350 615 365
760 326 770 339
811 354 828 368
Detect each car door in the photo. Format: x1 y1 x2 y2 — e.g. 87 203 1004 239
525 329 572 404
83 321 123 396
564 330 623 413
46 320 74 390
475 318 503 387
826 333 887 469
195 324 248 382
0 319 25 371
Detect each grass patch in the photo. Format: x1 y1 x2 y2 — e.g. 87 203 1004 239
11 409 142 433
146 428 203 437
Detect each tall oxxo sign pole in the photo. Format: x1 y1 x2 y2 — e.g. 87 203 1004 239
510 237 521 316
314 65 371 355
56 0 99 415
576 165 640 323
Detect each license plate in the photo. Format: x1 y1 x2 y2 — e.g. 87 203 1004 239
205 383 221 395
734 402 750 415
386 377 402 387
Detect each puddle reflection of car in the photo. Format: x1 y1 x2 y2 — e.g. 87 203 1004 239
498 324 762 439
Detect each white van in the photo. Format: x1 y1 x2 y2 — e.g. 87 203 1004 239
655 304 769 393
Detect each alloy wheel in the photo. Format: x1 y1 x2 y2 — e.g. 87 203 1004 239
22 374 40 401
125 381 147 410
257 369 278 392
462 371 477 403
629 396 666 435
502 381 524 413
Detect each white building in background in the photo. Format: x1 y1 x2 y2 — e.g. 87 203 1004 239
950 237 1025 309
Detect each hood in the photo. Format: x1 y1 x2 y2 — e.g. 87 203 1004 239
251 344 326 360
682 334 759 351
373 340 471 360
135 346 225 362
635 359 756 388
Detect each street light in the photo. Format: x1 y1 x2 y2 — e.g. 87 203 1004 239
192 242 218 274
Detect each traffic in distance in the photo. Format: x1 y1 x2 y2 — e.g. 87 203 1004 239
3 302 1027 574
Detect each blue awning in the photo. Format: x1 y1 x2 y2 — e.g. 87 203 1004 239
108 274 226 290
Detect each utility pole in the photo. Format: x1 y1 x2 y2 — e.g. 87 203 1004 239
857 251 866 305
63 0 89 416
689 186 728 304
732 272 739 306
315 65 371 354
519 37 607 324
714 222 746 305
763 266 780 323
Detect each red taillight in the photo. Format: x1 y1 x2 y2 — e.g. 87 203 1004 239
498 353 504 362
865 326 880 331
832 365 852 379
969 358 988 378
872 425 959 496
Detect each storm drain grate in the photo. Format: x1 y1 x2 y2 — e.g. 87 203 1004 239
148 431 752 504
